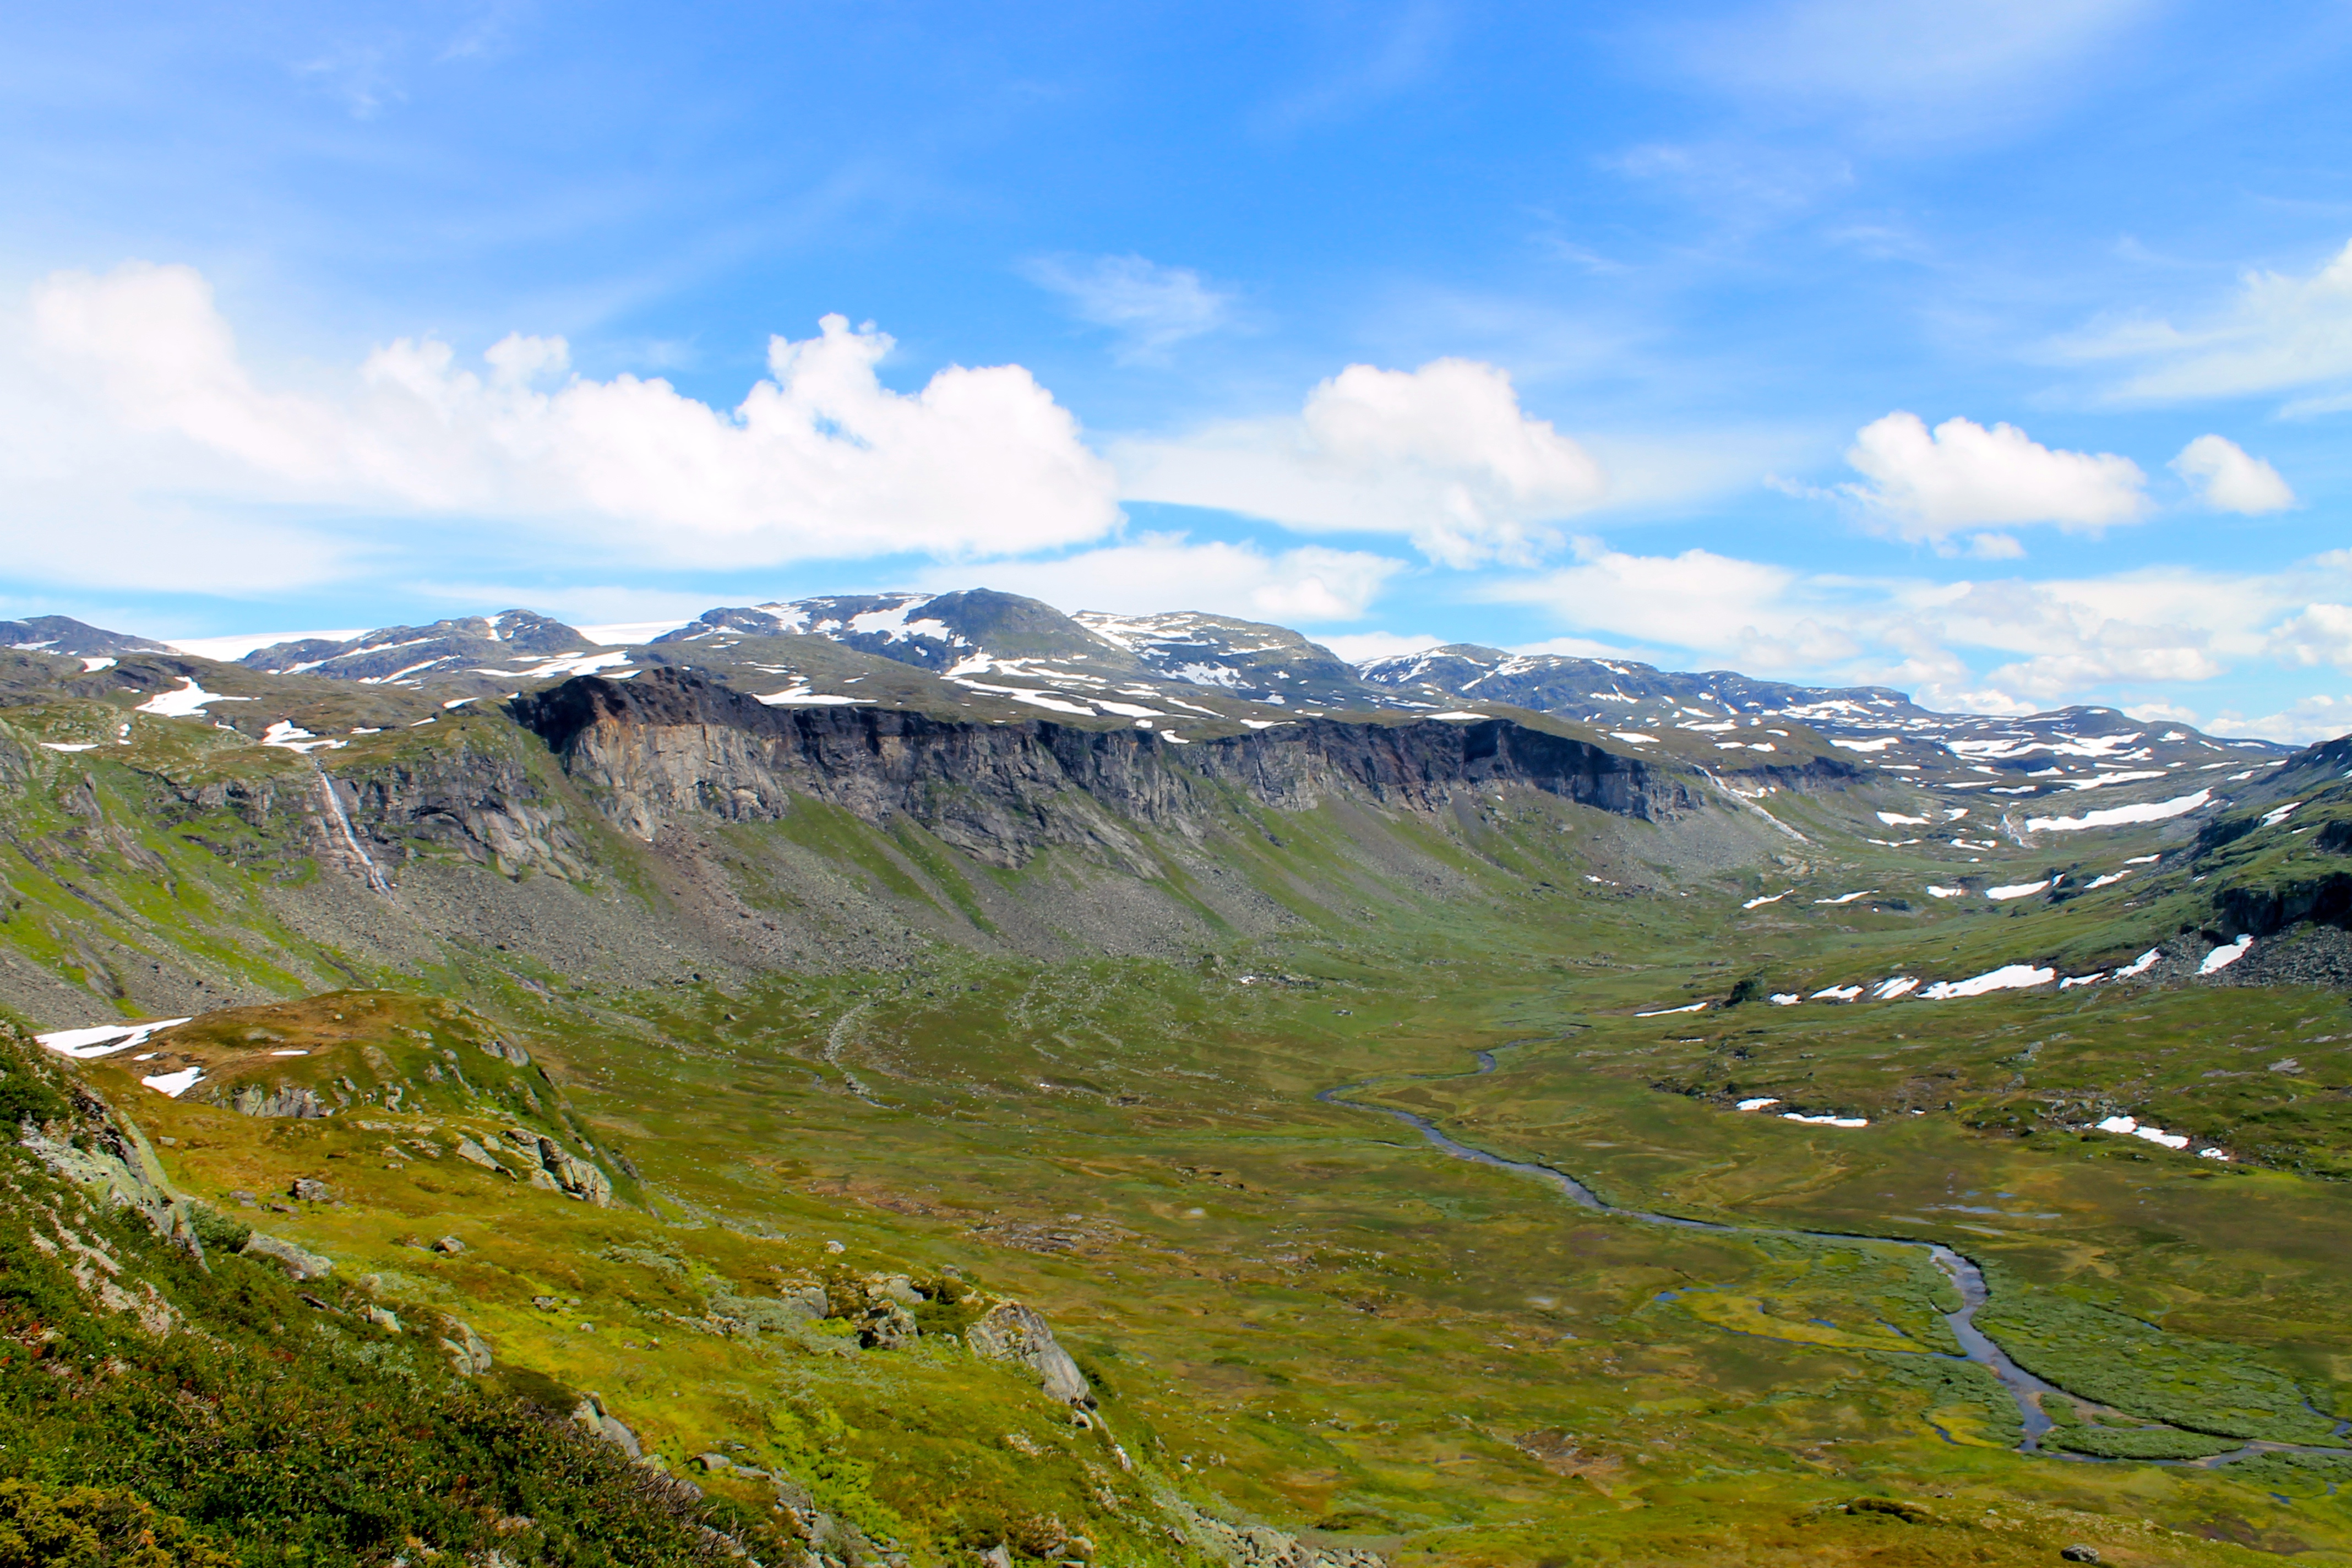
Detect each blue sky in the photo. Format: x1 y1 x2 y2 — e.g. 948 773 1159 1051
4 1 2352 736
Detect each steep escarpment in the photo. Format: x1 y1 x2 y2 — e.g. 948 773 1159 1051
513 669 1694 867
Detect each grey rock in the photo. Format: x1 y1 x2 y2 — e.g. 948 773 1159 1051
859 1299 917 1350
2060 1549 2100 1565
503 1126 612 1205
364 1305 403 1333
966 1300 1093 1407
453 1136 503 1171
439 1317 493 1375
17 1091 202 1253
979 1548 1014 1568
242 1232 333 1281
289 1177 331 1202
572 1392 641 1458
432 1235 466 1254
481 1037 532 1066
232 1084 329 1118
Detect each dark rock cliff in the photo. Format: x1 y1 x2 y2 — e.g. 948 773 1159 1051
511 669 1693 867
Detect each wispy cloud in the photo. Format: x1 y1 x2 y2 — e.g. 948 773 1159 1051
1655 0 2159 143
2054 237 2352 405
1020 254 1234 363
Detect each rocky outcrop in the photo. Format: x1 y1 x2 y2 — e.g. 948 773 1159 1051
573 1392 641 1457
242 1232 333 1281
502 1127 612 1205
1166 1504 1389 1568
231 1082 329 1118
514 669 1690 867
12 1052 203 1256
967 1299 1093 1407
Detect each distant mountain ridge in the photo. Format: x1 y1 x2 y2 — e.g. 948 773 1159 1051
20 591 2297 797
1 614 174 660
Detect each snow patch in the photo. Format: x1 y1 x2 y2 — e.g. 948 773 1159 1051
1781 1112 1869 1128
1635 1003 1709 1016
2026 788 2212 833
36 1018 192 1059
1876 812 1929 825
2198 935 2252 974
1736 1097 1781 1110
2114 948 2161 979
755 686 875 706
134 678 251 718
1742 890 1788 910
140 1066 204 1098
1985 880 2050 901
1920 964 2054 1000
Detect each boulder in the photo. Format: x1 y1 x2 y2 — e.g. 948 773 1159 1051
364 1305 403 1333
289 1177 331 1202
859 1300 917 1350
241 1232 333 1281
966 1300 1094 1408
453 1136 503 1171
432 1234 466 1255
572 1392 641 1458
439 1317 493 1375
2061 1550 2101 1565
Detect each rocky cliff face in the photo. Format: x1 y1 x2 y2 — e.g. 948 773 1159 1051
512 669 1692 867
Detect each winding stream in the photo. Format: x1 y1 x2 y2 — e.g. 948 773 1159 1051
1318 1043 2343 1467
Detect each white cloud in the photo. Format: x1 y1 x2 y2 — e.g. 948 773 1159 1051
917 534 1404 623
2170 434 2295 513
2122 699 2203 727
2060 237 2352 404
1114 358 1607 568
1476 538 2352 719
1021 254 1234 362
11 262 1121 589
2213 694 2352 747
2271 604 2352 671
1483 540 1848 671
1836 412 2147 541
1317 630 1445 663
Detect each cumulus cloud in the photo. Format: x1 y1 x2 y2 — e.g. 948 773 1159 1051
12 262 1121 587
1475 535 2352 722
1114 358 1607 568
2055 237 2352 405
2170 434 2295 513
917 534 1404 623
1835 412 2147 541
2213 694 2352 746
1480 539 1863 671
1022 254 1234 362
1317 630 1446 663
2271 604 2352 671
